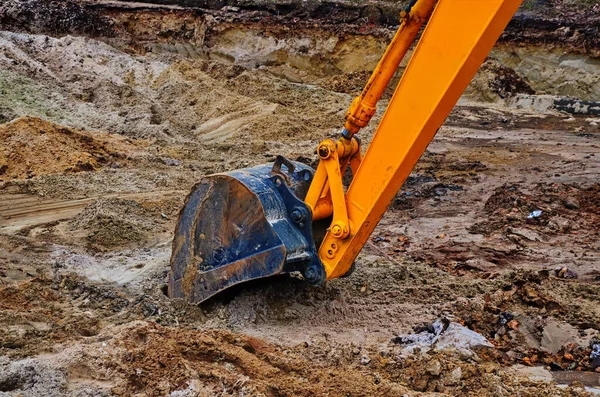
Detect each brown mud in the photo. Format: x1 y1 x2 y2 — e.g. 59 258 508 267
0 0 599 396
0 117 143 181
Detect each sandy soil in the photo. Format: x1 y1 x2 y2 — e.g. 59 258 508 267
0 117 145 180
0 1 599 396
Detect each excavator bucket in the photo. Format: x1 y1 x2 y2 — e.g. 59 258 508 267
168 156 326 303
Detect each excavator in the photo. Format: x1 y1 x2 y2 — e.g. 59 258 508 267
168 0 524 303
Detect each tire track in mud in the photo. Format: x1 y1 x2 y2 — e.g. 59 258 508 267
0 189 184 233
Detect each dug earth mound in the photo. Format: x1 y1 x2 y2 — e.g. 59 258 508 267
0 117 142 181
0 0 599 396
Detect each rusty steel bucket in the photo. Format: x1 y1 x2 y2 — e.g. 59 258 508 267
168 156 326 303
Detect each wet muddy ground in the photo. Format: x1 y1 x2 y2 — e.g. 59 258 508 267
0 0 599 396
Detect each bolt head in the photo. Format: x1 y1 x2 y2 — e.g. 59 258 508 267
291 209 302 221
331 225 342 236
318 145 330 158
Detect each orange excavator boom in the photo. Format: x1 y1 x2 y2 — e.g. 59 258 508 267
169 0 524 303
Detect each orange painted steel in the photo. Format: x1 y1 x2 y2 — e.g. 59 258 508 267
305 136 360 222
344 0 438 136
313 0 524 279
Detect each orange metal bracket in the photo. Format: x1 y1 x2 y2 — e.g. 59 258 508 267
318 139 350 240
305 136 361 225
